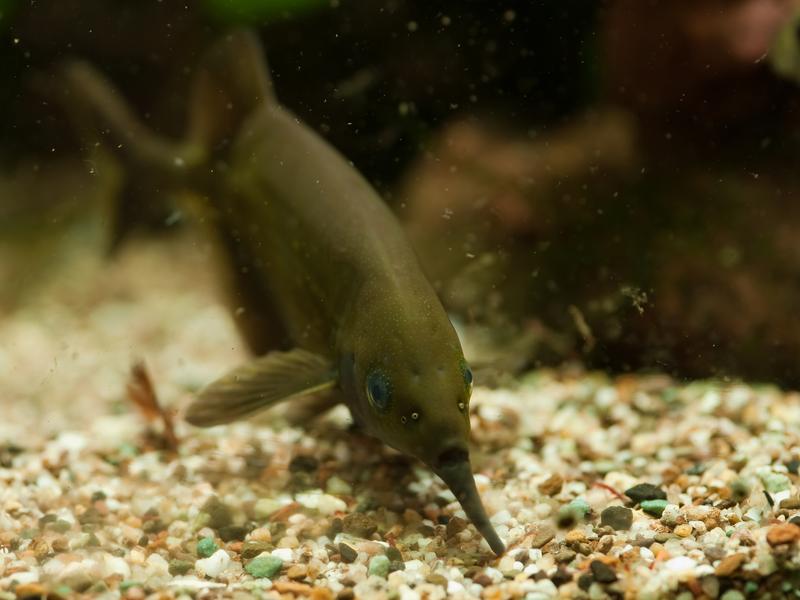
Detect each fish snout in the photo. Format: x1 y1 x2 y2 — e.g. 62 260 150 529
431 446 506 556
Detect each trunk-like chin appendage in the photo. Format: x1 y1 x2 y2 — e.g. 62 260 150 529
433 449 506 556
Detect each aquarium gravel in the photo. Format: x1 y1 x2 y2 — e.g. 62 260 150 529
3 235 800 599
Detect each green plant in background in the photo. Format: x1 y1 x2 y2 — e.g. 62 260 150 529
769 10 800 85
0 0 18 29
203 0 329 23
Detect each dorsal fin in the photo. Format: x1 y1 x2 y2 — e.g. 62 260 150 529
188 29 276 153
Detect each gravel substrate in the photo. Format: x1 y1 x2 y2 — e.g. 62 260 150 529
3 234 800 599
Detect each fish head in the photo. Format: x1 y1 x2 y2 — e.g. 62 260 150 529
338 285 505 555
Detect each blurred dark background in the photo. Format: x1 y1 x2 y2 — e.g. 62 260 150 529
2 0 800 386
0 0 597 187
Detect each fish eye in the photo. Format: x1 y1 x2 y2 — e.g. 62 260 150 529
366 370 391 412
461 360 473 390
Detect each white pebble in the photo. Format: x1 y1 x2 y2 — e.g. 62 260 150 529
447 581 465 595
664 556 698 574
296 490 347 515
272 548 294 562
491 509 512 526
195 549 231 578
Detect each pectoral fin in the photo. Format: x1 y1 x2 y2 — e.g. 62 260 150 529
185 349 337 427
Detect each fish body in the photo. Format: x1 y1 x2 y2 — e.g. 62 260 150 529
63 30 504 555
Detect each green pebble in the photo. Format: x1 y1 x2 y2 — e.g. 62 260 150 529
760 472 791 493
721 591 745 600
119 581 144 592
744 582 759 595
368 554 391 578
169 559 194 576
246 555 283 578
197 536 218 558
641 499 669 516
568 498 591 517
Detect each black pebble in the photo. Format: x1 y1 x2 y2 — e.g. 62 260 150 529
625 483 667 504
600 506 633 530
590 560 618 584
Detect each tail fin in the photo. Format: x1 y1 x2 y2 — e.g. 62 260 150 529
187 29 276 153
57 29 275 249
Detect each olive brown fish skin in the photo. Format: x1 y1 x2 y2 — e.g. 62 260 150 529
62 30 505 556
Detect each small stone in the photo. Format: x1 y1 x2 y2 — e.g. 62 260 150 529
385 546 403 562
169 559 193 576
760 472 791 494
13 584 50 599
326 476 352 496
780 496 800 509
715 553 746 577
767 523 800 546
721 591 746 600
539 474 564 496
338 542 358 563
641 499 669 517
287 564 308 580
590 560 617 583
246 555 283 578
600 506 633 530
555 548 577 563
368 555 390 578
289 455 318 472
201 496 233 529
675 524 693 538
446 516 468 539
197 537 218 558
426 573 448 586
219 525 249 542
343 513 377 538
337 588 355 600
625 484 667 504
254 498 284 519
660 504 681 525
242 540 273 559
530 523 556 548
277 535 300 549
195 549 231 578
473 572 493 587
566 571 588 592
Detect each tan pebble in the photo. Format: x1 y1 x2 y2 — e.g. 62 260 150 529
51 536 70 553
715 553 746 577
287 564 309 580
30 538 50 559
767 523 800 546
596 535 614 554
310 589 334 600
273 581 314 595
473 572 493 587
565 529 586 543
278 535 300 549
780 496 800 510
403 509 422 524
249 527 272 542
650 522 670 534
125 587 146 600
538 474 564 496
13 583 50 598
675 524 693 538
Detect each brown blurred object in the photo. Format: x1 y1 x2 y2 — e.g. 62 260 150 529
127 360 179 451
402 0 800 385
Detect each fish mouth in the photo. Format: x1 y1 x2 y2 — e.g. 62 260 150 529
433 447 506 556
